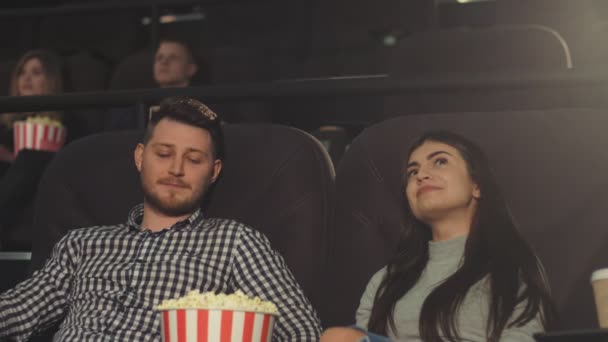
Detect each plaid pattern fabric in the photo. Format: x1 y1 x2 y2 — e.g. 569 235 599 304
0 204 321 341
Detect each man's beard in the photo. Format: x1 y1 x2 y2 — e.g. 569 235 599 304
142 180 205 217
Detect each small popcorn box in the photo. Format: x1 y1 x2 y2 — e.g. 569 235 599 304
159 309 277 342
13 120 67 155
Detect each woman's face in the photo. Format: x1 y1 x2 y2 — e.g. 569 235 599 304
405 141 480 224
17 58 50 96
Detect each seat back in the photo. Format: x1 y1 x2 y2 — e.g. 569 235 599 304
326 109 608 329
38 10 141 63
109 50 157 90
575 21 608 68
30 124 334 313
382 25 574 120
65 52 111 92
0 59 15 97
390 25 572 76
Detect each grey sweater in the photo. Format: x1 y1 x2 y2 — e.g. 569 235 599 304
356 236 543 341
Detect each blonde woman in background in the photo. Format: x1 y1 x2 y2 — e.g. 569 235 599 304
0 49 64 250
0 49 63 161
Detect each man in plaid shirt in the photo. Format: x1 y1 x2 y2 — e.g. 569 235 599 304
0 96 322 341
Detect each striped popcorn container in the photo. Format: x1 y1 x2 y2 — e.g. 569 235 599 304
13 120 66 155
159 309 277 342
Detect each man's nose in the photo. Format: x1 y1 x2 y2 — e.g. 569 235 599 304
169 157 185 176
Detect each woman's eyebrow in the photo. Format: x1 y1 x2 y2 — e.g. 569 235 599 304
406 150 453 168
427 150 452 159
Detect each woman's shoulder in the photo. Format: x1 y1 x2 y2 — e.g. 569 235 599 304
362 266 389 294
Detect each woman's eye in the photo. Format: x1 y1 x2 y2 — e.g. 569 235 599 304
406 169 418 178
434 158 447 166
189 158 202 164
157 153 171 158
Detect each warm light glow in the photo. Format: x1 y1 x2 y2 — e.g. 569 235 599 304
141 12 205 25
159 15 177 24
455 0 494 3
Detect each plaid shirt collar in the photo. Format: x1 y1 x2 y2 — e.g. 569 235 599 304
126 203 204 232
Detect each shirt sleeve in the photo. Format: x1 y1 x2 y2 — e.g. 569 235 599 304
0 232 77 341
356 268 386 330
231 226 322 342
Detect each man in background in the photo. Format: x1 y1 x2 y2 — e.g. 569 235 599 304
106 37 200 130
153 38 198 88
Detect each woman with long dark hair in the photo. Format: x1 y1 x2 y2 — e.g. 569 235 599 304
322 131 558 342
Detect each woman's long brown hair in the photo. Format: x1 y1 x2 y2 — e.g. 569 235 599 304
10 49 63 96
2 49 64 127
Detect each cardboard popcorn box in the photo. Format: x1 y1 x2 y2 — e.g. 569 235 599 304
157 290 279 342
13 117 66 155
159 308 276 342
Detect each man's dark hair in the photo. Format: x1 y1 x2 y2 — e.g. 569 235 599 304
158 35 197 64
143 96 225 161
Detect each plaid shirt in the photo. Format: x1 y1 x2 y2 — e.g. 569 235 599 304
0 204 321 341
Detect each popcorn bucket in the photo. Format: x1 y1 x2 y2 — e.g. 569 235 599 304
159 309 277 342
13 120 67 155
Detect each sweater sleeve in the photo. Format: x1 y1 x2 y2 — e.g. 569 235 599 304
500 317 543 342
499 299 545 342
356 268 387 330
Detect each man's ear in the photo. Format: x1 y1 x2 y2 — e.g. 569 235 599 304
187 63 198 79
211 159 222 183
134 143 144 172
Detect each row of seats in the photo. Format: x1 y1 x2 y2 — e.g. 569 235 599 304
15 107 608 334
4 0 608 63
0 23 584 143
0 23 580 97
0 0 432 63
3 0 608 95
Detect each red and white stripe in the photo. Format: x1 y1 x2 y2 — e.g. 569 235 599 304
13 121 66 155
160 309 275 342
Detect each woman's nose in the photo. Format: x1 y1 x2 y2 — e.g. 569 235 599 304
415 167 432 182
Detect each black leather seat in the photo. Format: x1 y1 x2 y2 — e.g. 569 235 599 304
29 124 334 337
325 109 608 330
383 25 574 119
389 25 572 75
108 50 157 90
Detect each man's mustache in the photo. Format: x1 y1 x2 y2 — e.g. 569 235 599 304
157 178 190 188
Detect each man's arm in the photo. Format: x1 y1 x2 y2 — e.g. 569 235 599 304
232 226 322 341
0 232 77 341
